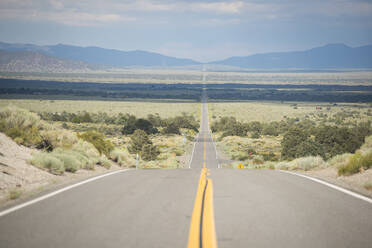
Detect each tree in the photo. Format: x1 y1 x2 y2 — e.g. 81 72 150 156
128 130 159 161
147 113 163 127
129 130 151 154
162 122 181 135
281 127 310 159
134 118 158 134
141 144 160 161
314 125 364 158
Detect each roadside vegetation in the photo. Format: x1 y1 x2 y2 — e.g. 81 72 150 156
211 103 372 181
0 104 199 175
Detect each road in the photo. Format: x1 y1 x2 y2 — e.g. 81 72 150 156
1 89 372 248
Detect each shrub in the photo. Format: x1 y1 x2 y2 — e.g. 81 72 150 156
31 153 65 175
315 125 365 159
129 129 151 154
98 155 112 169
141 144 160 161
8 188 23 200
169 113 199 131
262 152 277 161
51 148 82 173
364 183 372 191
40 129 78 150
338 153 363 176
281 126 325 159
232 152 249 161
275 161 292 170
134 118 158 134
72 140 100 169
261 161 275 169
328 153 352 167
361 150 372 170
121 115 137 135
338 150 372 176
0 106 45 147
161 155 179 168
290 156 326 171
360 135 372 152
78 130 114 157
110 149 136 167
251 132 260 139
162 122 181 135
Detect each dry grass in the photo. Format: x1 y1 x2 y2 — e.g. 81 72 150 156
209 101 371 123
0 99 200 119
1 70 371 85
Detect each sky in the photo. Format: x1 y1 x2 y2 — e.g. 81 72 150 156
0 0 372 62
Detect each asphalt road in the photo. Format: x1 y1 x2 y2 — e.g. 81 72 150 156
1 89 372 247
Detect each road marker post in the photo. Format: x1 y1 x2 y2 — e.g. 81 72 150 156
136 153 139 170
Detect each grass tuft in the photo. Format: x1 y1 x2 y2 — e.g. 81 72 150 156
8 188 23 200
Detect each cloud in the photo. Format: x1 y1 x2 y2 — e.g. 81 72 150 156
0 8 135 26
1 0 372 27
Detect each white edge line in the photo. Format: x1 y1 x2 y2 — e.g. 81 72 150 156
0 169 130 217
280 170 372 204
210 134 220 169
188 134 198 169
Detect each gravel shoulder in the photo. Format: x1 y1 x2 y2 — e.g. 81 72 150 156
302 167 372 198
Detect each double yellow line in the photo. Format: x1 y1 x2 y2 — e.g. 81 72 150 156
187 134 217 248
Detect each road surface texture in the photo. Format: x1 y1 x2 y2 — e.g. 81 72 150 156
1 87 372 248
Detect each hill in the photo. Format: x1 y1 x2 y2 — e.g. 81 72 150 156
0 50 95 72
0 42 200 67
211 44 372 69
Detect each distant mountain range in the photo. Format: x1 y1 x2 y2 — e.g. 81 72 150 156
0 42 371 71
0 42 199 68
211 43 372 69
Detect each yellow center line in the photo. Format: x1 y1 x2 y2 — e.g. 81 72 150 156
203 134 207 168
187 168 217 248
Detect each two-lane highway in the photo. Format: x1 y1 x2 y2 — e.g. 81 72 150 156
1 86 372 248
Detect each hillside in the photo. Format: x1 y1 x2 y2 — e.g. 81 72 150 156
0 42 200 67
0 50 95 72
211 44 372 69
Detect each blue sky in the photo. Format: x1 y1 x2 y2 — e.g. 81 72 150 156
0 0 372 62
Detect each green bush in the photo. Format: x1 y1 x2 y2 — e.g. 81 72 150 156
31 153 65 175
78 130 114 157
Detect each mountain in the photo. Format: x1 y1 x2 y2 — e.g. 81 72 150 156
211 44 372 69
1 42 372 70
0 50 95 72
0 42 200 67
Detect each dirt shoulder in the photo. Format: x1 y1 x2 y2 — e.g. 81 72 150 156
302 167 372 198
0 132 123 209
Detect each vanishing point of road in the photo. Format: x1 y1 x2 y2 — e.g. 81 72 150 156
1 88 372 248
